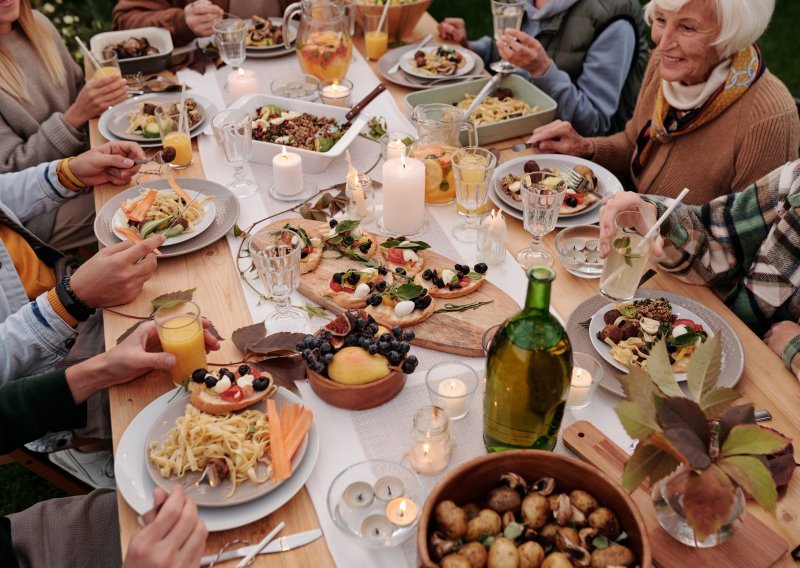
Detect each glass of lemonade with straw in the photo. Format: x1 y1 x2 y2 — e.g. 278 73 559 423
599 210 651 301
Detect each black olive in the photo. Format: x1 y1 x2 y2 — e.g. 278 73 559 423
434 277 445 288
219 368 235 380
300 250 308 259
333 272 344 284
237 364 251 376
376 281 388 292
474 263 488 274
566 196 578 207
343 235 354 246
359 242 371 253
329 219 338 228
191 368 207 383
347 272 360 285
252 377 269 391
377 266 388 276
422 269 433 281
204 375 218 388
395 267 406 275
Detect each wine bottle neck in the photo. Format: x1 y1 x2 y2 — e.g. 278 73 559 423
523 268 553 312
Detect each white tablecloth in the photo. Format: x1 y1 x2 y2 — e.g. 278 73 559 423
177 49 633 567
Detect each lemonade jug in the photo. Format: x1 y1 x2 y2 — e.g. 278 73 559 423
409 104 477 205
283 0 354 82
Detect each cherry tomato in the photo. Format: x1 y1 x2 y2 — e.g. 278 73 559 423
387 248 405 264
458 277 472 287
329 280 345 293
673 319 704 332
220 384 243 402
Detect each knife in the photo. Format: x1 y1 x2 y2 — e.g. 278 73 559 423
199 529 322 566
388 33 433 74
463 71 511 120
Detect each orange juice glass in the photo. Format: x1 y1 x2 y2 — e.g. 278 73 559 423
156 106 193 169
93 52 121 79
364 13 388 61
154 301 207 386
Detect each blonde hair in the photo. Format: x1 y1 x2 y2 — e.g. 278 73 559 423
0 0 67 101
643 0 775 58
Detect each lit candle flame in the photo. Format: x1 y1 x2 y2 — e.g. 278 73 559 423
575 369 582 381
399 499 407 518
281 145 288 159
238 68 245 78
400 153 406 169
423 443 429 457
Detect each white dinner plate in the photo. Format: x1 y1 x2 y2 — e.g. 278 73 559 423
112 189 216 247
399 45 475 79
588 299 714 382
244 17 297 57
115 387 319 532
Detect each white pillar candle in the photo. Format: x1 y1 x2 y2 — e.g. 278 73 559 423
272 146 303 196
382 154 425 235
386 138 406 160
567 367 593 408
436 378 468 419
228 68 259 102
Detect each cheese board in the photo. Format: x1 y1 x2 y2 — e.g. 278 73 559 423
264 219 520 356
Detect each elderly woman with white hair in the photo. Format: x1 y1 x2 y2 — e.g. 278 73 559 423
527 0 800 205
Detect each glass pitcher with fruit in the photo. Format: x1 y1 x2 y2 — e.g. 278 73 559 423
408 104 477 205
283 0 354 82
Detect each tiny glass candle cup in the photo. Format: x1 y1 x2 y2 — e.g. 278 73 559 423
364 12 389 61
425 361 480 421
599 210 652 301
380 131 415 161
346 173 375 222
153 301 207 387
155 106 193 169
407 406 452 475
361 515 394 541
385 497 418 526
566 352 604 410
319 79 353 107
92 52 121 79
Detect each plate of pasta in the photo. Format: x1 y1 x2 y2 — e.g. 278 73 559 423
146 395 312 507
399 45 474 78
112 187 216 246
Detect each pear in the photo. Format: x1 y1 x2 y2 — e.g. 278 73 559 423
328 346 390 385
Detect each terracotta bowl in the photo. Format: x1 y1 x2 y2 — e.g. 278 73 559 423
352 0 434 42
417 451 653 567
306 364 406 410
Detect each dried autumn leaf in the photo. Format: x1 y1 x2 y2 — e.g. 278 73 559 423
248 332 305 356
254 357 305 395
719 404 755 447
615 401 661 440
616 365 657 415
699 386 741 419
687 332 722 402
150 288 196 312
231 322 267 354
116 319 147 344
718 455 777 514
649 431 694 468
660 427 711 470
721 424 790 457
656 397 710 447
622 443 681 492
682 465 736 541
647 340 683 398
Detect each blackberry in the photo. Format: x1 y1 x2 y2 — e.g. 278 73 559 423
403 330 415 341
379 341 391 353
191 369 207 383
398 342 410 354
387 351 401 366
303 335 316 348
323 353 334 364
367 323 379 335
319 342 332 354
401 359 418 373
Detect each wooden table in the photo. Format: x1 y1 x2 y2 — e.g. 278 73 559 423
91 13 800 566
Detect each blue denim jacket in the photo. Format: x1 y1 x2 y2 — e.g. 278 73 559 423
0 162 80 381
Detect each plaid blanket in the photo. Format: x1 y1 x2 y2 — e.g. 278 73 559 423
645 160 800 371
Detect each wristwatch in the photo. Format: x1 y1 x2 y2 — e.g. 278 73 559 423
55 276 96 322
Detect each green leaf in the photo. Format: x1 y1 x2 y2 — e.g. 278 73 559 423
647 340 683 398
150 288 196 311
333 219 360 234
233 224 248 238
622 443 681 492
699 387 741 419
394 283 424 301
669 328 705 347
719 455 777 514
682 465 736 541
616 365 657 415
380 239 431 250
466 271 483 281
720 424 790 457
719 404 755 447
592 535 611 549
615 401 661 440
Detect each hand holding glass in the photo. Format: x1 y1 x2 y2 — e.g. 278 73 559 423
599 210 652 301
154 301 207 386
516 172 567 268
490 0 526 73
452 147 496 243
211 109 257 198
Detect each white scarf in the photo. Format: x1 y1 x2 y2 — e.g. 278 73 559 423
662 58 732 111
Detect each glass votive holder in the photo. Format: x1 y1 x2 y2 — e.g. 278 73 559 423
407 406 452 475
327 459 426 549
477 208 507 267
567 352 604 410
346 173 375 223
379 131 415 161
425 361 479 421
270 73 320 101
319 79 353 107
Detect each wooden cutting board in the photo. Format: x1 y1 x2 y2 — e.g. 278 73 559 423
563 421 788 567
268 219 520 356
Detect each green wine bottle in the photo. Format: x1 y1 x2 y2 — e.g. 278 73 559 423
483 267 572 452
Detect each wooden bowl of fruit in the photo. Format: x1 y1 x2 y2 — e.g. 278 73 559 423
300 311 418 410
418 451 652 568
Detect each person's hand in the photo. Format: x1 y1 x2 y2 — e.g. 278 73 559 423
63 74 129 127
69 235 163 308
67 142 146 186
185 0 224 38
764 321 800 360
497 29 551 77
527 120 595 157
438 18 469 47
598 192 663 258
124 486 208 568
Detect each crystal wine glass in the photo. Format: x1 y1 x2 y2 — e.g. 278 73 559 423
249 227 307 333
214 18 247 68
516 172 568 269
452 147 496 243
211 109 257 198
490 0 526 74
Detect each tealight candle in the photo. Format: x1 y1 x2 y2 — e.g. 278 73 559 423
386 138 406 160
228 68 259 102
380 154 425 236
436 378 468 419
319 79 353 107
341 481 375 509
373 476 404 501
272 146 303 196
385 498 418 526
407 407 451 474
566 353 603 410
361 514 394 540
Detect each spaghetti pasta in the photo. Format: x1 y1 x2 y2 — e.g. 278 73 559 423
456 93 537 126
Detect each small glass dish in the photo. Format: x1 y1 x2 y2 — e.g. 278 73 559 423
555 225 604 278
327 460 426 549
270 73 320 101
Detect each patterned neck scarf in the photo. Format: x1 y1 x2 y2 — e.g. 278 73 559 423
631 45 765 177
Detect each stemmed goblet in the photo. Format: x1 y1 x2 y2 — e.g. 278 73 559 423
516 172 568 269
211 109 257 198
490 0 526 74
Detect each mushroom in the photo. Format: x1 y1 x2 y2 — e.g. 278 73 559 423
430 531 457 561
562 540 592 567
555 527 580 550
590 544 636 567
553 494 572 526
569 490 599 516
578 527 599 549
529 477 556 496
487 486 523 515
499 472 529 494
570 507 587 527
588 508 620 539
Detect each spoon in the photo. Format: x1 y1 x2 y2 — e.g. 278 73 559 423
134 147 177 166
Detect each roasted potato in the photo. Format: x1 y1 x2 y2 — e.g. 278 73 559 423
467 509 502 542
520 494 550 529
487 536 519 568
436 500 468 539
590 544 636 567
459 542 489 568
518 541 545 568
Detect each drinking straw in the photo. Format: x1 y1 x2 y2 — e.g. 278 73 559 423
642 187 689 241
377 0 392 37
75 36 102 73
177 82 188 134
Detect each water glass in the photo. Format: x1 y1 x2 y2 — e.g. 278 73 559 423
516 172 568 269
425 361 480 420
211 109 257 198
214 18 247 68
599 211 652 301
490 0 526 73
155 106 193 169
452 147 496 243
248 227 306 333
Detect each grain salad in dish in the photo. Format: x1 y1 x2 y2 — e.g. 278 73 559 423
253 104 350 152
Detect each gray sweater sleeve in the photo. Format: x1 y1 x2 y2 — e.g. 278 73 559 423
0 113 86 172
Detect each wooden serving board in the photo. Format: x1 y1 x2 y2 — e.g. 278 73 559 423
563 421 788 568
270 219 520 356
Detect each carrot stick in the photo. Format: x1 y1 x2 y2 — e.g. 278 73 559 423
168 176 192 203
116 226 161 255
284 408 313 461
281 404 299 434
267 399 290 482
128 189 158 222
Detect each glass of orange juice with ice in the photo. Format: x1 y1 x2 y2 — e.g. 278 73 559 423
93 52 122 80
155 106 193 169
364 13 389 61
154 301 207 386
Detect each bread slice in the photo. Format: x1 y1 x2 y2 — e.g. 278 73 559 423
189 371 275 415
320 268 390 309
380 247 426 276
415 269 485 299
301 247 322 274
365 299 436 327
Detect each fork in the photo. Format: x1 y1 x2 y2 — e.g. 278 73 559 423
560 168 590 194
